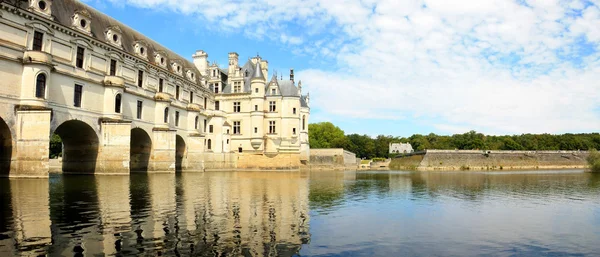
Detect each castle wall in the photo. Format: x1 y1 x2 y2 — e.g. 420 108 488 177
390 150 588 171
309 149 357 170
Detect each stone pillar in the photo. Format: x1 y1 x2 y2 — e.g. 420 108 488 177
13 108 51 178
185 134 204 172
149 128 176 173
97 120 131 175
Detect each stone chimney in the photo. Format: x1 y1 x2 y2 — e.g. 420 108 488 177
192 50 208 76
228 52 239 76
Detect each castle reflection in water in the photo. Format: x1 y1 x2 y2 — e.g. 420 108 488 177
0 172 311 256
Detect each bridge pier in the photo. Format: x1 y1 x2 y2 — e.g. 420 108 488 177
96 120 131 175
186 134 205 172
149 128 176 173
12 108 51 178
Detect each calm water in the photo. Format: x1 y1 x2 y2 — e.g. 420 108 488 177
1 170 600 256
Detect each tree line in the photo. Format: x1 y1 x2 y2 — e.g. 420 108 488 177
309 122 600 159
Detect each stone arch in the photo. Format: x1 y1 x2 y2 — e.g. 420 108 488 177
53 120 99 174
130 127 152 172
0 116 12 176
175 135 186 172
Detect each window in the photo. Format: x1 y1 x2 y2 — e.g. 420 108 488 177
215 101 220 111
269 101 276 112
212 70 216 77
195 116 199 129
233 102 241 112
269 121 276 134
293 128 297 135
255 88 259 93
32 31 43 51
207 139 212 150
209 125 213 133
204 97 207 109
159 78 164 92
254 105 258 111
233 82 241 93
175 111 180 126
271 88 276 95
74 84 83 107
214 83 219 94
293 108 297 115
164 108 169 123
136 100 143 119
254 127 258 133
115 94 122 113
35 73 46 99
176 86 180 100
238 147 243 153
76 46 85 68
233 121 241 134
110 59 117 76
190 92 194 103
204 120 207 133
137 70 144 87
302 115 306 130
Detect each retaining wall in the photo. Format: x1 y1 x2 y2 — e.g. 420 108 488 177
309 149 357 170
391 150 588 171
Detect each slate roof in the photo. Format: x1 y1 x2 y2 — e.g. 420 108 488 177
32 0 202 83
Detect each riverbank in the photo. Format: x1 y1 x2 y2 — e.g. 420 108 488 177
390 150 589 171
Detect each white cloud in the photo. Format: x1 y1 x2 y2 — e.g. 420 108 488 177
106 0 600 135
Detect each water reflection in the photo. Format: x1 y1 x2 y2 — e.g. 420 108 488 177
0 170 599 256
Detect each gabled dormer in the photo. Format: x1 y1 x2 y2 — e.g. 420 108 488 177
71 9 92 35
133 40 148 59
28 0 53 19
186 70 196 82
104 25 122 48
171 60 183 76
154 51 168 68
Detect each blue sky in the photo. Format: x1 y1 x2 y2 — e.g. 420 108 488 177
82 0 600 137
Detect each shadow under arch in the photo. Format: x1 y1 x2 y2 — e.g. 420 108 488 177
54 120 99 174
175 135 186 172
0 117 12 176
130 128 152 173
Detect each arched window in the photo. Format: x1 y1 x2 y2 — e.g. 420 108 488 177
195 116 199 130
114 94 122 113
164 107 169 123
302 115 306 130
35 73 46 99
207 139 212 150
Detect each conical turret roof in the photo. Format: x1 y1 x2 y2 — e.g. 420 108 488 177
251 60 264 80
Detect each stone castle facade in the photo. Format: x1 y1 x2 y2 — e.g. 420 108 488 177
0 0 310 177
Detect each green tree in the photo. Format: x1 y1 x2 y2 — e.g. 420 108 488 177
308 122 347 149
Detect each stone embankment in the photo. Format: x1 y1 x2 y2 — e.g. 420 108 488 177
390 150 588 171
309 149 357 170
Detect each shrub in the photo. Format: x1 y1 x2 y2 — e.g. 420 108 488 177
587 149 600 172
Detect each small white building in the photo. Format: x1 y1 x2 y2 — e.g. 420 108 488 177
389 143 414 154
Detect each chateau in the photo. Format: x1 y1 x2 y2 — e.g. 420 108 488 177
0 0 310 177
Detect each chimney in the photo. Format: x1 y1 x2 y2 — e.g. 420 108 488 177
228 52 239 76
192 50 208 76
290 68 294 83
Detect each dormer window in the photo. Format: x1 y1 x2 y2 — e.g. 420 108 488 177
71 10 92 35
171 61 183 75
28 0 53 18
186 70 196 81
133 40 148 59
104 26 122 48
154 52 167 68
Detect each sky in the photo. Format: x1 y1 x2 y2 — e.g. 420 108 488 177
81 0 600 137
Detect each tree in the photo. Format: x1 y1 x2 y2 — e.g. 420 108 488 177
308 122 347 149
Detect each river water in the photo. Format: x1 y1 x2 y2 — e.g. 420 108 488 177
0 170 599 256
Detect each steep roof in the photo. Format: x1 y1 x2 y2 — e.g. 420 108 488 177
37 0 202 82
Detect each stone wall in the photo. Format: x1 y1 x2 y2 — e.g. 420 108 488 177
237 153 301 170
391 150 588 171
309 149 357 170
